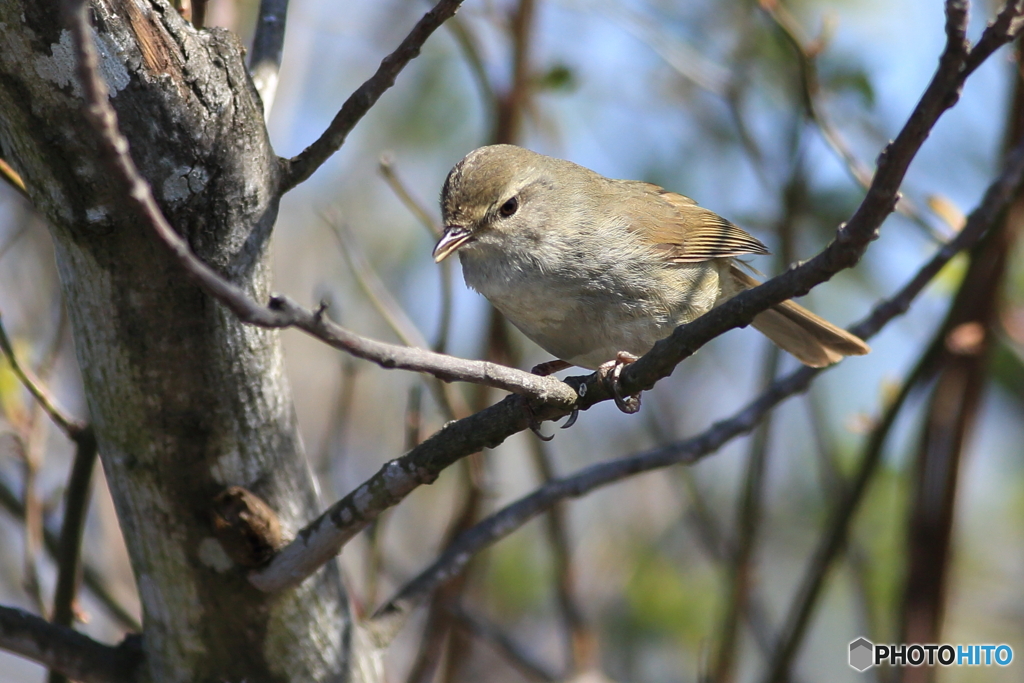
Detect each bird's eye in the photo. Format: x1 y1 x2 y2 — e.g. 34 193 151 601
499 196 519 217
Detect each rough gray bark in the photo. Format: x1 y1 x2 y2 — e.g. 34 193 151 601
0 1 352 681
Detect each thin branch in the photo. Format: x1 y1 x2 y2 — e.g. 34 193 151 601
48 427 99 683
0 298 109 661
0 315 85 439
248 0 289 114
0 477 140 631
57 5 574 403
613 0 1015 401
403 457 483 683
762 0 949 242
527 438 594 675
326 215 469 420
369 138 1024 629
329 218 431 351
713 343 780 683
377 155 453 353
445 16 497 119
249 393 535 592
803 392 887 683
280 0 466 191
492 0 536 144
378 155 442 239
759 343 936 683
679 467 801 676
19 426 47 616
448 603 560 682
0 158 28 198
255 8 1020 595
68 0 1020 601
0 605 140 683
62 0 552 406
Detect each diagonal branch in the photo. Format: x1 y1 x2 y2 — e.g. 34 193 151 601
368 139 1024 631
279 0 466 191
759 343 937 683
48 427 99 683
614 0 1019 400
0 314 85 439
68 0 1022 597
248 0 290 114
0 605 140 683
0 475 140 631
251 0 1020 595
0 313 104 671
58 0 572 407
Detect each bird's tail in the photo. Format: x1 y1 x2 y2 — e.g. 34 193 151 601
729 264 870 368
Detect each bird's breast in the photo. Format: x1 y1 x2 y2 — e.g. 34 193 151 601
458 242 725 369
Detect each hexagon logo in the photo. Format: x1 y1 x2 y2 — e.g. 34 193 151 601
849 637 874 671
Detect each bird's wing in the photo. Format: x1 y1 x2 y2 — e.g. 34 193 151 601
618 183 770 263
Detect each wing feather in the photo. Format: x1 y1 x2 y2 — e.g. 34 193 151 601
614 183 770 263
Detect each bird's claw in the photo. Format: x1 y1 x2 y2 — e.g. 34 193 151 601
530 420 555 441
599 352 642 414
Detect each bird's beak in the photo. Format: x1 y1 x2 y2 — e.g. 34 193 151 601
433 226 473 263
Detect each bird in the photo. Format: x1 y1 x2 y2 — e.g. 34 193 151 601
433 144 869 413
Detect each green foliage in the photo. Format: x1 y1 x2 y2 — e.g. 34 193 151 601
485 530 548 618
533 63 576 93
820 61 876 108
624 549 720 644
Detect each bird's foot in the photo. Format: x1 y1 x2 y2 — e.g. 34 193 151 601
531 358 579 430
598 351 641 414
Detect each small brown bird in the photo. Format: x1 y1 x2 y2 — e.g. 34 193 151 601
434 145 868 412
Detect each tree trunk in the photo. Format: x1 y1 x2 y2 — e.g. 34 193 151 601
0 1 353 680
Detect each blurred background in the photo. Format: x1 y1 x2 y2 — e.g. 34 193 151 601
1 0 1023 681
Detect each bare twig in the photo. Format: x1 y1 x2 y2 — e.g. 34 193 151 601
897 43 1024 679
0 315 85 439
527 438 594 675
0 605 140 683
377 155 453 353
48 427 98 683
327 215 469 421
191 0 208 29
448 603 560 682
493 0 536 144
714 120 803 682
329 218 431 351
803 393 887 683
378 155 442 239
61 0 550 404
762 0 948 242
403 458 483 683
370 137 1024 629
713 343 780 683
18 426 47 616
0 477 140 631
0 305 105 674
258 1 1019 595
613 0 1019 400
760 344 935 683
280 0 465 190
67 0 1021 603
0 312 87 623
249 0 289 114
0 157 28 198
445 16 497 119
